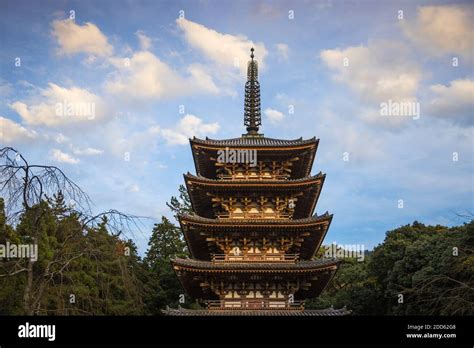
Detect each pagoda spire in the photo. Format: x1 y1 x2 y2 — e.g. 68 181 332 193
244 47 262 136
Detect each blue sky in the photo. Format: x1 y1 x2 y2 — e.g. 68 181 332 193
1 0 473 254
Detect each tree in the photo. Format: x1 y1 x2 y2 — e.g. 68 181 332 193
0 147 144 315
144 217 187 262
309 221 474 315
374 221 474 315
166 184 193 218
143 185 194 313
306 248 383 314
142 217 191 313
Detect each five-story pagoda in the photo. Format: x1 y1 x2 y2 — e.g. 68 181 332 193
165 49 349 316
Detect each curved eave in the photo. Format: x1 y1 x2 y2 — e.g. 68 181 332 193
184 173 325 219
189 137 318 179
162 307 351 316
179 212 332 227
171 258 339 300
190 136 318 148
179 213 333 261
180 214 333 260
184 172 324 187
171 258 339 272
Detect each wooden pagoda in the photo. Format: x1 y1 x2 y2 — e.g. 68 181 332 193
164 49 349 316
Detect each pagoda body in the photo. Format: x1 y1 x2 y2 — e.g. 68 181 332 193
165 49 349 316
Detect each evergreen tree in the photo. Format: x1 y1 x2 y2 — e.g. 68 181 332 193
166 185 193 217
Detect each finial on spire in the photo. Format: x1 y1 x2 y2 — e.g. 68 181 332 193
243 47 262 136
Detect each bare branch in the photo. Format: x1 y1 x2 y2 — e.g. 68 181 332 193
0 147 92 223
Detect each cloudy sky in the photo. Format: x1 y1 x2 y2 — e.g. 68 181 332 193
1 0 473 253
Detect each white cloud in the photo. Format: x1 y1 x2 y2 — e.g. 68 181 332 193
176 18 268 77
50 149 79 164
135 30 152 50
315 108 386 163
0 80 13 97
10 83 105 127
264 108 285 124
72 147 104 156
157 162 168 169
428 79 474 125
55 133 69 143
156 114 220 145
0 117 37 143
275 43 289 61
401 5 474 59
52 19 113 57
127 184 140 193
320 41 421 104
105 51 219 100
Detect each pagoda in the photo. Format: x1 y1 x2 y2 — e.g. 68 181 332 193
165 48 349 316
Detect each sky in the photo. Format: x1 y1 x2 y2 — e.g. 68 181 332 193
0 0 473 254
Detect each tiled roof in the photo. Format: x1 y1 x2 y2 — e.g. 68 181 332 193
191 136 318 147
162 306 351 316
171 258 339 271
184 172 325 185
179 212 332 226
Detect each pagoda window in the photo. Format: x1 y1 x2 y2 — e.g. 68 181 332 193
247 246 261 254
246 291 255 298
248 207 259 215
263 207 275 217
248 166 258 178
231 246 242 255
232 207 245 219
224 290 241 299
268 247 280 254
235 167 245 178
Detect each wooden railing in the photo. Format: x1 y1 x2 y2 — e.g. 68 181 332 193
207 300 305 311
211 253 299 263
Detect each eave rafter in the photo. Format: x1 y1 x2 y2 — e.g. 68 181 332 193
171 258 339 300
184 173 325 219
189 137 319 179
179 213 333 261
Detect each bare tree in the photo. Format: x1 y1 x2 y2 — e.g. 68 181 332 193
0 147 144 314
0 147 91 221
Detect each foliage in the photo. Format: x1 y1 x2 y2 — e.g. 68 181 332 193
142 187 196 314
0 195 146 315
307 221 474 315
